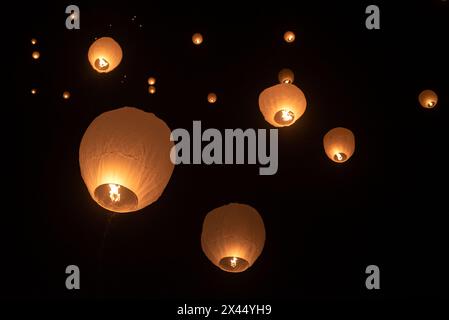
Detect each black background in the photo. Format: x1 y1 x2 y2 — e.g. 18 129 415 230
5 0 448 309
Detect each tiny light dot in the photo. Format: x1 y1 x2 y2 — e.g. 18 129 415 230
31 38 37 45
148 86 156 94
63 91 70 100
32 51 40 59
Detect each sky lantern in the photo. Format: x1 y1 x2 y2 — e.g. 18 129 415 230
31 88 37 95
258 83 307 127
148 86 156 94
201 203 266 273
278 68 294 84
148 77 156 85
207 92 217 103
418 89 438 109
88 37 123 73
63 91 71 99
284 31 295 43
31 38 37 45
323 127 355 163
79 107 174 213
192 33 203 45
32 51 40 59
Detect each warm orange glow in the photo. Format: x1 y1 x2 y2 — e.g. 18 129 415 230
259 83 307 127
323 127 355 163
31 88 37 95
31 38 37 45
201 203 266 273
192 33 203 45
284 31 295 43
418 89 438 109
148 86 156 94
32 51 40 59
278 68 294 84
148 77 156 85
63 91 71 99
79 107 174 213
207 92 217 103
88 37 123 73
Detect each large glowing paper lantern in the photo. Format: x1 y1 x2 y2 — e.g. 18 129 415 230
88 37 123 73
201 203 265 273
418 89 438 109
278 68 294 84
207 92 217 103
192 33 203 45
79 107 174 213
323 127 355 163
284 31 295 43
32 51 40 59
258 83 307 127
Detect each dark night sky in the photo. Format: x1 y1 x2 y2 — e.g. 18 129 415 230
5 0 448 309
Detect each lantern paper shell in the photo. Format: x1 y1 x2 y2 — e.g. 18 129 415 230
88 37 123 73
148 77 156 85
148 86 156 94
323 127 355 163
207 92 217 103
79 107 174 213
278 68 294 84
32 51 40 59
418 90 438 109
192 33 203 45
284 31 295 43
258 83 307 127
201 203 266 273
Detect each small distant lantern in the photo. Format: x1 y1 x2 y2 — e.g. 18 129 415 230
201 203 266 273
192 33 203 45
79 107 174 213
32 51 40 59
31 38 37 45
258 83 307 127
63 91 71 99
148 86 156 94
284 31 295 43
31 88 37 95
207 92 217 103
418 90 438 109
88 37 123 73
278 68 294 84
148 77 156 85
323 127 355 163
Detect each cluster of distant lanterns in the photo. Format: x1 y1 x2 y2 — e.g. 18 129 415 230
33 29 441 274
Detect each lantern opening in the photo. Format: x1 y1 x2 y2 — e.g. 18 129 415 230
219 256 249 272
427 101 435 108
94 183 138 212
274 109 295 125
334 152 347 162
95 57 110 71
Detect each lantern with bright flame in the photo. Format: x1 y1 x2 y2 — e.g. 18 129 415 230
258 83 307 127
207 93 217 103
278 68 294 84
88 37 123 73
418 90 438 109
148 77 156 85
148 86 156 94
201 203 265 273
192 33 203 45
79 107 174 213
31 38 37 45
284 31 295 43
63 91 70 99
323 127 355 163
31 88 37 95
32 51 40 59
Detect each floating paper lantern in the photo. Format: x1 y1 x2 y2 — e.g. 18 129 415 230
284 31 295 43
192 33 203 45
79 107 174 213
88 37 123 73
31 38 37 45
201 203 265 273
32 51 40 59
418 90 438 109
148 86 156 94
323 127 355 163
278 68 294 84
258 83 307 127
207 92 217 103
63 91 70 99
31 88 37 95
148 77 156 85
